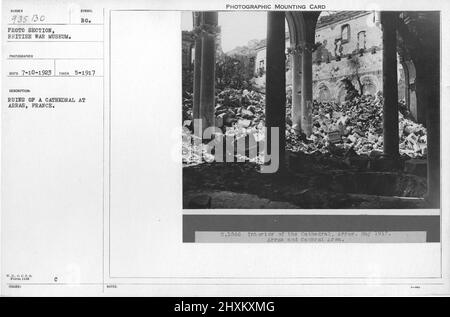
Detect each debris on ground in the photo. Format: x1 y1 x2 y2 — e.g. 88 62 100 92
183 162 428 208
182 88 427 165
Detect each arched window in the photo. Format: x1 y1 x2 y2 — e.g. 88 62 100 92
259 59 265 70
361 77 377 96
341 24 350 43
318 84 331 102
357 31 366 50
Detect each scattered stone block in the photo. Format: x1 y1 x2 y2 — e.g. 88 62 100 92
404 159 427 177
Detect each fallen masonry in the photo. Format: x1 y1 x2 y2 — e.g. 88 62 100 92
183 162 429 209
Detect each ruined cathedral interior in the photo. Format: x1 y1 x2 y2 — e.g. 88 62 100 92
181 11 440 212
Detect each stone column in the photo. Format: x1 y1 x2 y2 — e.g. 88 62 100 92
424 63 440 208
192 12 202 120
291 47 302 133
405 60 419 123
199 12 218 131
300 41 313 136
418 14 440 208
265 11 286 167
415 61 440 207
381 12 399 158
400 61 410 111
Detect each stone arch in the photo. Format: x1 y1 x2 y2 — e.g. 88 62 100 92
360 74 379 96
397 60 406 100
396 14 430 126
286 12 322 50
327 81 340 102
396 12 440 206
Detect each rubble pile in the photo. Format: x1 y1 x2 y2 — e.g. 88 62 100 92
182 88 427 164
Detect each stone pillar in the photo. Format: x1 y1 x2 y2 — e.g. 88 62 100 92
265 11 286 167
300 41 313 136
415 75 428 126
192 12 202 120
199 12 218 131
381 12 399 158
291 48 302 133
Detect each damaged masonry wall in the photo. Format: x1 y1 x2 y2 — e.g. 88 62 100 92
313 12 384 103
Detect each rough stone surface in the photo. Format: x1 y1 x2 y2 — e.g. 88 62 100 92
184 190 298 209
188 194 212 209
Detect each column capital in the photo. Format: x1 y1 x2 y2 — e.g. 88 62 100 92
192 11 202 27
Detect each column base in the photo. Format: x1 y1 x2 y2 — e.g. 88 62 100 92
369 154 404 171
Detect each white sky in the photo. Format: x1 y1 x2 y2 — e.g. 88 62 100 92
181 12 269 53
181 11 333 53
